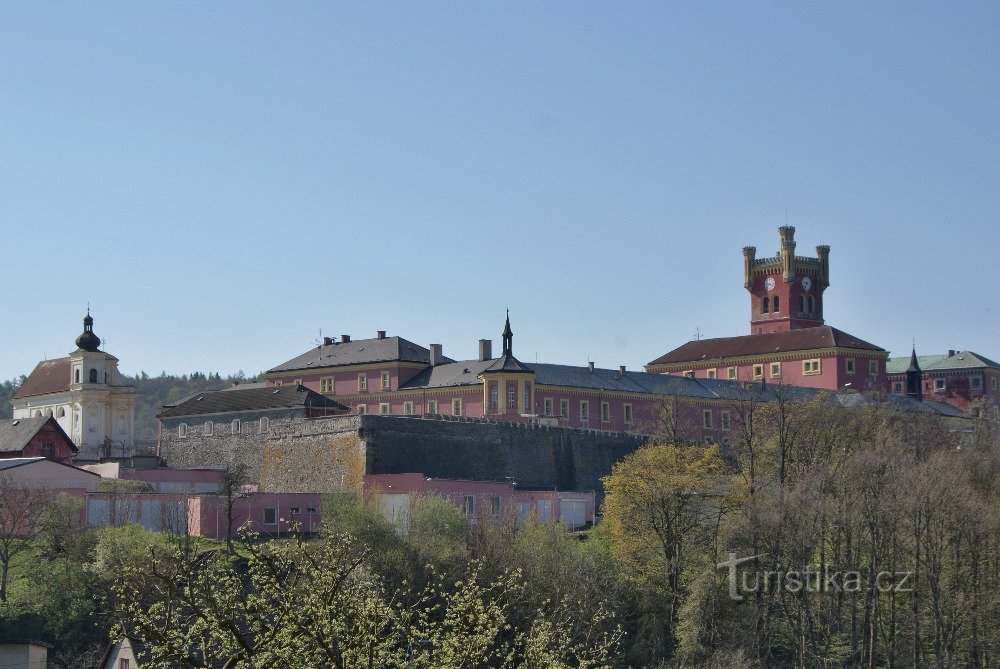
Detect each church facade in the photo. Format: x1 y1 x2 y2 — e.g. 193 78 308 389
12 313 137 461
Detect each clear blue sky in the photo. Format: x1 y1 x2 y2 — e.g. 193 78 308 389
3 2 998 379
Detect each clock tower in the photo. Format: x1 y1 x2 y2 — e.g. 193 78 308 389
743 226 829 333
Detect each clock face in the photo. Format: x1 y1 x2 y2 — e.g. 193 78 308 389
764 277 775 292
801 277 812 292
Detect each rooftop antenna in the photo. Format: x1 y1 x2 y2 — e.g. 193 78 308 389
785 205 788 225
695 327 701 341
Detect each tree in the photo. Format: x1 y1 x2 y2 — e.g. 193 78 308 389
218 462 251 553
0 475 51 601
602 441 729 657
112 528 622 669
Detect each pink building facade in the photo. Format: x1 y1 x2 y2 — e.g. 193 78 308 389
365 473 596 529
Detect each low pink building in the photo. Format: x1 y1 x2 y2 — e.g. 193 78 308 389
365 473 595 529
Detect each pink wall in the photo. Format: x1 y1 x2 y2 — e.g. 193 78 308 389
364 474 596 528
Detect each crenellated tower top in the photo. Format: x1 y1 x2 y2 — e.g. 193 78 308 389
744 227 830 333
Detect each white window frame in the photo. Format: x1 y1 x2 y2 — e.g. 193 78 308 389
231 419 241 435
380 371 390 391
892 381 903 394
934 379 946 391
427 400 438 414
403 401 414 415
452 398 463 416
357 373 367 392
803 359 821 375
204 421 213 436
752 364 763 379
623 403 633 424
178 423 188 438
543 398 553 416
560 399 569 418
845 358 856 375
703 409 713 429
971 376 983 390
770 362 781 378
600 402 610 423
706 368 717 379
727 366 737 380
357 404 367 414
259 417 269 433
869 360 878 376
379 403 390 415
320 377 334 393
579 401 589 421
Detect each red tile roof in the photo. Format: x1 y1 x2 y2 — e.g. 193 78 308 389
12 358 72 399
646 326 885 367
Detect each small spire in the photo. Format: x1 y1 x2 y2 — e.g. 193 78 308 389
502 310 513 356
906 346 921 373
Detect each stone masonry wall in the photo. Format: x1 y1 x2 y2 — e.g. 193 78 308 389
160 413 645 499
359 415 645 499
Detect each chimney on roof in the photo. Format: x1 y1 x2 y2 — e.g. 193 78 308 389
479 339 492 361
619 365 626 375
323 336 334 346
588 361 595 373
341 334 351 343
430 344 443 366
377 330 386 340
948 349 956 357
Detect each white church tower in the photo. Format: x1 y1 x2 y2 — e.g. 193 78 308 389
12 311 137 461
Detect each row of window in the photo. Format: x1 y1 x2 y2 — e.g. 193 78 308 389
177 417 270 438
892 376 997 394
283 371 394 394
356 399 461 416
687 358 882 380
261 506 317 524
760 295 820 315
703 409 732 430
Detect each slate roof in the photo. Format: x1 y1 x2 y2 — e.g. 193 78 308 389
399 360 496 389
0 417 78 454
12 358 71 399
157 386 350 418
0 457 47 470
836 392 968 417
647 326 885 367
269 336 453 373
886 351 1000 375
481 354 534 374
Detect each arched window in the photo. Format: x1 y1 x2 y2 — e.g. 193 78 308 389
773 296 780 312
44 408 53 417
761 297 770 313
259 416 270 433
74 369 80 384
808 296 815 313
56 407 65 418
89 368 98 383
798 295 805 313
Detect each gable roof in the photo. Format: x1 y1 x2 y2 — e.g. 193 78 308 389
646 326 885 367
0 417 77 454
12 358 71 399
887 351 1000 375
269 336 452 373
157 385 350 419
400 360 496 389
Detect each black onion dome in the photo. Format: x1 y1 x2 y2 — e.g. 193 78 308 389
75 312 101 352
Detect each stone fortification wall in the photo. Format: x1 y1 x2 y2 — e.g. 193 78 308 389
159 413 365 493
358 415 645 497
160 413 645 498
